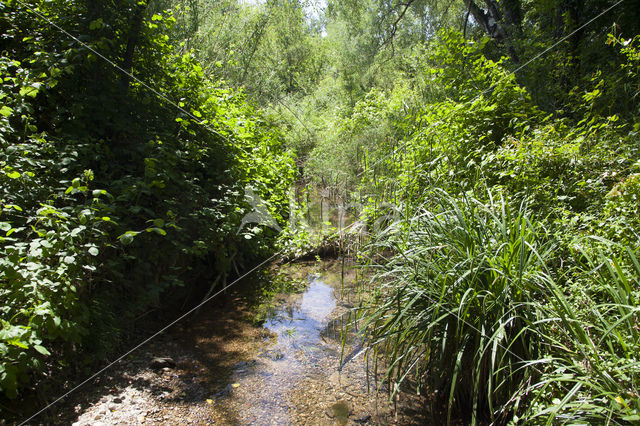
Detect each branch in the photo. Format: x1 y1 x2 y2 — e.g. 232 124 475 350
463 0 472 38
381 0 417 50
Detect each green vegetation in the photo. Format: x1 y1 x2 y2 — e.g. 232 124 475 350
3 0 640 423
0 0 293 402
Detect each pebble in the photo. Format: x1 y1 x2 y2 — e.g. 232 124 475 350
53 266 423 426
150 357 176 369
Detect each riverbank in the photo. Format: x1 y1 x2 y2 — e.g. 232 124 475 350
23 260 424 425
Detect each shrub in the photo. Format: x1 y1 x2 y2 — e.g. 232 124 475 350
359 190 553 424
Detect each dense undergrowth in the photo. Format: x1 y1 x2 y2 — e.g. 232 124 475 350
0 0 294 403
163 1 639 420
342 31 640 424
3 0 640 424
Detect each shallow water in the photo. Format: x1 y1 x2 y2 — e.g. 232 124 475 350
63 262 425 425
218 275 342 424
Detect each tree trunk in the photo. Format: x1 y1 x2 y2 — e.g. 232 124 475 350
121 1 148 89
462 0 521 61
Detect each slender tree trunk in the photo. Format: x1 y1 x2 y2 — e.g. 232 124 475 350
122 1 148 89
462 0 521 61
568 0 585 76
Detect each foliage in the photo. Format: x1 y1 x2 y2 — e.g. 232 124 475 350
520 242 640 424
165 0 326 103
329 23 640 425
2 0 640 421
0 0 294 400
359 191 553 424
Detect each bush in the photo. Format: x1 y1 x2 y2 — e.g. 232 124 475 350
0 0 295 399
359 190 553 424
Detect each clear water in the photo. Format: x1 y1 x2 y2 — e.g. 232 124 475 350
218 276 341 424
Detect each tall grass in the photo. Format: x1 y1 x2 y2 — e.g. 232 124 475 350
357 190 640 423
520 243 640 424
360 190 553 424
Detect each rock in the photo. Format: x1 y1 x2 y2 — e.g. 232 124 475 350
329 401 351 424
150 357 176 369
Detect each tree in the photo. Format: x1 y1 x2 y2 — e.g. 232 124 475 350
461 0 521 60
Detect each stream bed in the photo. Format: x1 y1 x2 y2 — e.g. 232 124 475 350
57 261 424 425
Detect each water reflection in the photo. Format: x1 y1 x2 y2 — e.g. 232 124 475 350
219 276 339 424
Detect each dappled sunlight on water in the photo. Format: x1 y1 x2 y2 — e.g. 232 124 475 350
217 276 340 423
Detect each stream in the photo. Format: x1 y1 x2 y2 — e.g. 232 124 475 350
58 261 424 425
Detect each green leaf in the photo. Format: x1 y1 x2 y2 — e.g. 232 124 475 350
6 171 20 179
89 19 104 30
147 227 167 236
19 84 40 98
34 345 51 356
88 246 99 256
0 106 13 117
153 218 165 227
7 339 28 349
119 232 137 245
